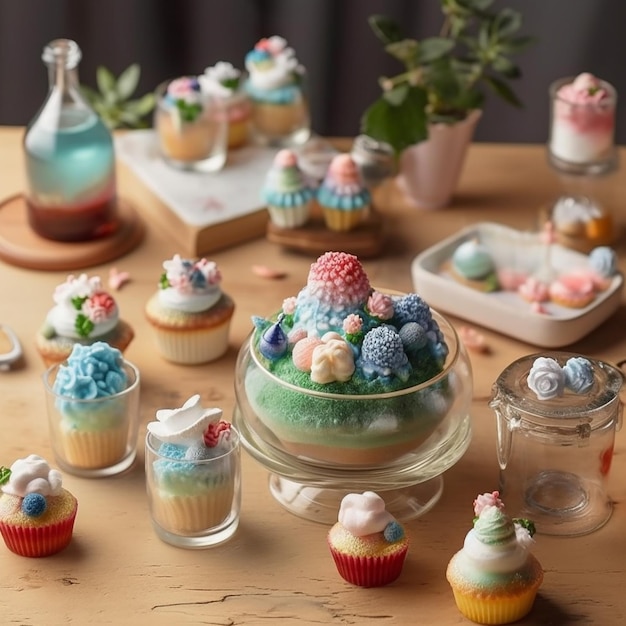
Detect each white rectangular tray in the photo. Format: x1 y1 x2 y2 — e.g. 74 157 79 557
411 222 623 347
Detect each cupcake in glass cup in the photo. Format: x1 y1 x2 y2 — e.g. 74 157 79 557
244 36 310 147
198 61 252 150
43 342 140 477
154 76 227 172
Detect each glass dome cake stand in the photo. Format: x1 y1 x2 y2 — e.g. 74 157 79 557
233 311 473 525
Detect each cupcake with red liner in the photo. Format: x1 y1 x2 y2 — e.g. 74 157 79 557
446 491 543 625
0 455 77 557
35 273 134 367
262 149 314 228
145 255 235 364
317 154 371 231
199 61 252 149
327 491 409 587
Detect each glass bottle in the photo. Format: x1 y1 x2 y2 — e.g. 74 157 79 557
24 39 118 242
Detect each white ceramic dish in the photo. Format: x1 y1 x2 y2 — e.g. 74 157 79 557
411 222 623 347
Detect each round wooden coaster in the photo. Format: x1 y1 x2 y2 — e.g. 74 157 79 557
0 194 145 271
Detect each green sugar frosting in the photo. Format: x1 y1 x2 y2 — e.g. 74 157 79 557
474 506 516 545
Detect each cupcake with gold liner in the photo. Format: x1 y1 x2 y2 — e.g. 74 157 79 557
262 149 314 228
199 61 252 149
328 491 409 587
46 342 140 471
0 455 77 557
35 273 134 367
317 154 371 231
145 255 234 364
146 395 240 534
446 491 543 625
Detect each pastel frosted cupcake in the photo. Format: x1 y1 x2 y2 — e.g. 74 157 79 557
328 491 409 587
244 36 310 146
45 342 140 472
451 240 499 292
446 491 543 625
145 255 235 364
199 61 252 149
262 149 314 228
0 455 77 557
146 395 240 535
35 273 134 367
317 154 371 231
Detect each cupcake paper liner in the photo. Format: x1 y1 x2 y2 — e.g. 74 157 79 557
61 427 128 469
322 207 367 232
0 510 77 558
268 203 310 228
152 324 230 365
329 545 408 588
152 485 235 534
450 586 539 625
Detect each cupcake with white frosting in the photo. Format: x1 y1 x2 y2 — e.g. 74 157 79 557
199 61 252 149
244 36 310 145
446 491 543 625
146 395 240 535
327 491 409 587
145 255 235 364
0 455 78 557
35 273 134 367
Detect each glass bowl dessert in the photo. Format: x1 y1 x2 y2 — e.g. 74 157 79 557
234 252 473 522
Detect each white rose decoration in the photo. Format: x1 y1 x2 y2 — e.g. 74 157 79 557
527 357 565 400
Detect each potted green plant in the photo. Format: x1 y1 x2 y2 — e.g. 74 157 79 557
361 0 533 209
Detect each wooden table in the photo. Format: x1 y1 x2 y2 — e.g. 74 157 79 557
1 126 625 624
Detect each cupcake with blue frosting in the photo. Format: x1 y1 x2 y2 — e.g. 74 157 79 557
48 342 138 470
317 154 371 231
244 36 310 145
262 149 314 228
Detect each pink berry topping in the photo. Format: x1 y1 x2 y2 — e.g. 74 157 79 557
274 149 298 168
328 154 359 185
203 420 231 448
473 491 505 517
306 252 371 308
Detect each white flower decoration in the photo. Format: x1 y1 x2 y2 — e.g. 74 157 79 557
527 357 565 400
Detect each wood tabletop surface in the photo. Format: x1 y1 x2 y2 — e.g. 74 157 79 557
0 126 625 624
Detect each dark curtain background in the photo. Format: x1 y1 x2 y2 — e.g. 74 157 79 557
1 0 625 144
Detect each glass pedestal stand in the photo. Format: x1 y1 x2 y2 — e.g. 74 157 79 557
233 403 471 525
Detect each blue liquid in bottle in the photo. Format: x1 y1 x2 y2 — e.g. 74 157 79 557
24 39 118 242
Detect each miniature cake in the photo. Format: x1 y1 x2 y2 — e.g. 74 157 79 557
35 273 134 367
317 154 371 232
446 491 543 625
244 36 310 144
550 72 616 166
450 240 499 292
242 251 464 466
0 455 77 557
198 61 252 149
262 149 315 228
328 491 408 587
155 76 227 168
48 342 137 470
145 255 235 364
146 395 239 535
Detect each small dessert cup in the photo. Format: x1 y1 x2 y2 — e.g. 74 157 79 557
43 359 140 478
154 78 228 173
145 430 241 548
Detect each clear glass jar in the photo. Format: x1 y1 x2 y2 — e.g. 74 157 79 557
233 307 473 523
24 39 118 242
490 352 623 536
548 76 618 176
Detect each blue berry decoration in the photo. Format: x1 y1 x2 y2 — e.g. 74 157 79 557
383 521 405 542
22 493 47 518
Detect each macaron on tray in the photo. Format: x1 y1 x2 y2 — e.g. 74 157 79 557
412 222 623 347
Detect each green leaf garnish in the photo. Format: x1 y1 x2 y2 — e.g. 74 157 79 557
0 466 11 485
514 518 536 537
75 314 94 338
71 295 88 311
159 273 170 290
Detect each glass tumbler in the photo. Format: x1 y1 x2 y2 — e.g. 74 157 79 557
43 360 140 477
154 78 228 173
145 430 241 548
490 352 623 536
